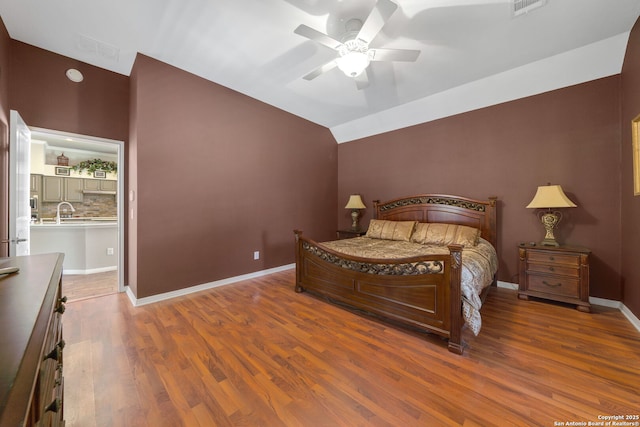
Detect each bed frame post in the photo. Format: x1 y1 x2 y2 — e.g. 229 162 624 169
488 196 498 257
372 200 380 219
447 244 464 355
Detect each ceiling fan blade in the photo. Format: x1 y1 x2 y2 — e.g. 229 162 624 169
303 61 338 80
294 24 343 51
354 71 370 90
356 0 399 45
370 48 420 62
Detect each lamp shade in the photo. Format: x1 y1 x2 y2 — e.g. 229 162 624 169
526 185 577 209
345 194 366 209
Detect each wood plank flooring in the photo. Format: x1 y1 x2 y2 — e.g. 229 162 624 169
63 270 118 302
62 270 640 426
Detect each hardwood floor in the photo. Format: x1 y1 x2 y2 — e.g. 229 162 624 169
62 270 118 302
63 270 640 427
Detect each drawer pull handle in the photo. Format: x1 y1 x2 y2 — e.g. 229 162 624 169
549 256 555 261
56 296 67 314
44 347 60 361
43 340 65 362
542 280 561 288
45 398 61 413
548 266 555 272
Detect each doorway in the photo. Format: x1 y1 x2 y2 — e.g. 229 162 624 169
29 127 125 300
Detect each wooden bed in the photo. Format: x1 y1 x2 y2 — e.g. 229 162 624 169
294 194 498 354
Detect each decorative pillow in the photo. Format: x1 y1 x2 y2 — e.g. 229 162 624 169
410 222 480 247
366 220 417 242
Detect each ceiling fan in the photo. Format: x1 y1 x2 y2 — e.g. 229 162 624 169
294 0 420 89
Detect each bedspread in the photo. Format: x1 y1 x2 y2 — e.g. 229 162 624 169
319 237 498 335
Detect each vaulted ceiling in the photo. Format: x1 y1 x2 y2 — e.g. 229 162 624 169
0 0 639 142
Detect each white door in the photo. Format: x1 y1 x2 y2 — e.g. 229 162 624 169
8 110 31 256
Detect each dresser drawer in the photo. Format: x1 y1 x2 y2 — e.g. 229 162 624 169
526 274 580 298
526 250 581 267
526 262 579 277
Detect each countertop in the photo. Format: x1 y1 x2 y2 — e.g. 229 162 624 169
31 217 118 227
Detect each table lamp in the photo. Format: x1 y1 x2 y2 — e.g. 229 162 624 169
526 184 576 246
345 195 366 230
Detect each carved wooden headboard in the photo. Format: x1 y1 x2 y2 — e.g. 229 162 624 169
373 194 498 250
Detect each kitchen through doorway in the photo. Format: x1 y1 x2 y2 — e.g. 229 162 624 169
29 127 124 301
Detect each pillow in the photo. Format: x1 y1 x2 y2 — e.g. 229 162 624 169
366 219 417 242
410 222 480 247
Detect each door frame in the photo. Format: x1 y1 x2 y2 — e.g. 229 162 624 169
30 127 125 292
8 110 31 256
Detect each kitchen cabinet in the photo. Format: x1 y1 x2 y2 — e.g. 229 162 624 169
42 176 63 202
83 178 117 192
66 178 84 202
30 174 42 192
42 176 84 202
100 179 117 191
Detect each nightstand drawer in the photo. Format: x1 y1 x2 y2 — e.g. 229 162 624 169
526 263 579 277
526 274 580 298
526 251 580 267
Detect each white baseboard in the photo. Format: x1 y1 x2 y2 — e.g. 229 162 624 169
590 297 640 332
621 304 640 332
64 266 117 275
497 280 518 290
125 263 296 307
498 281 640 333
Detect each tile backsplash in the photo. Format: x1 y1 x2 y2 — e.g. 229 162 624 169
39 193 117 218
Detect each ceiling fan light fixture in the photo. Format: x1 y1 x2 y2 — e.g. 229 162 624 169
337 39 371 77
337 51 370 77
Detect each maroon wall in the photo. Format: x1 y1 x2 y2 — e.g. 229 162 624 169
0 18 10 257
338 76 622 300
129 54 337 298
8 41 129 142
620 20 640 316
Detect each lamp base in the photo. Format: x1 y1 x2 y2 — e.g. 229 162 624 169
539 238 560 247
538 210 563 247
351 210 360 230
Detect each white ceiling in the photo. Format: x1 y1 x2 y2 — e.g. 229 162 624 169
0 0 639 143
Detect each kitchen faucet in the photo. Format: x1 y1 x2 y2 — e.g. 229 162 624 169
56 201 76 224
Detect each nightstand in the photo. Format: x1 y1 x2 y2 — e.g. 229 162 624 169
336 229 366 239
518 243 591 312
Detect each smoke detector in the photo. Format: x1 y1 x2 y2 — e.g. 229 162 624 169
65 68 84 83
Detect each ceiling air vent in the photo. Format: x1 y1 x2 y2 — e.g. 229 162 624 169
513 0 548 17
73 33 120 62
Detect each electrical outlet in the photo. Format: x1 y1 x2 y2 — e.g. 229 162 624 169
107 248 114 256
253 251 260 260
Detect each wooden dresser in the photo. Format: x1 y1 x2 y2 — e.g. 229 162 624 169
0 253 66 427
518 243 590 312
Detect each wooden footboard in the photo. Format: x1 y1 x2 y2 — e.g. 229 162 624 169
294 230 465 354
